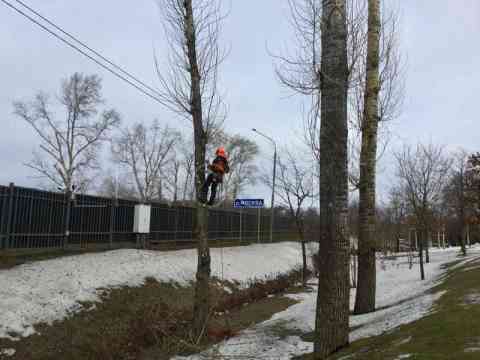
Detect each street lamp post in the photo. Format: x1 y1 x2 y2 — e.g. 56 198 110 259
252 128 277 243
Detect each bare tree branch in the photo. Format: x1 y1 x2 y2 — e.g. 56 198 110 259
13 73 120 192
111 120 181 202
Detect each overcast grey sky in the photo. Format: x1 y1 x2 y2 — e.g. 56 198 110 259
1 0 479 203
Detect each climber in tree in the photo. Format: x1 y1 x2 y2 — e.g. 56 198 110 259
201 146 230 205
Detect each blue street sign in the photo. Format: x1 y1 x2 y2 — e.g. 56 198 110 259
233 199 264 209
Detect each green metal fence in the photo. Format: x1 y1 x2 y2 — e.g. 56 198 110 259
0 183 307 252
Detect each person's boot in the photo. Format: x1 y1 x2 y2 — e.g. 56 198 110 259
207 192 216 206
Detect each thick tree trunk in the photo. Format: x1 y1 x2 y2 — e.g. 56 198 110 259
183 0 211 340
314 0 350 358
193 202 209 338
354 0 381 315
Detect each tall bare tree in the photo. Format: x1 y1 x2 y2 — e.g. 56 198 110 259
351 2 405 316
395 143 451 280
164 155 182 203
314 0 350 357
97 173 138 200
156 0 227 339
179 139 196 201
386 185 408 252
111 120 180 202
354 0 381 315
13 73 120 192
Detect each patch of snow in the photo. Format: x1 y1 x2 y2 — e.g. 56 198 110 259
0 242 312 339
462 265 480 272
0 348 16 357
394 354 412 359
338 354 356 360
463 293 480 306
450 254 480 270
350 290 446 341
393 336 412 346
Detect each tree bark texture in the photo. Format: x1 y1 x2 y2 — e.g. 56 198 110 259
314 0 350 357
182 0 211 339
354 0 381 316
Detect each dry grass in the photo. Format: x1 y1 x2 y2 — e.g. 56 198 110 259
0 268 310 360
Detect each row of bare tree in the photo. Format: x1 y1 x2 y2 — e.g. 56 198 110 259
14 73 260 204
390 145 480 279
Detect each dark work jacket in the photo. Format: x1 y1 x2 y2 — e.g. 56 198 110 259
208 156 230 177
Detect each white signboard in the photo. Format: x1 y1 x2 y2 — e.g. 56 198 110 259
133 204 151 233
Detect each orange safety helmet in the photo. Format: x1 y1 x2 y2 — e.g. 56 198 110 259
216 146 227 158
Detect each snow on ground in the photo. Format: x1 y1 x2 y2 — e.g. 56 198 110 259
462 292 480 306
0 242 311 340
2 242 480 359
0 348 16 357
394 355 413 360
175 245 480 360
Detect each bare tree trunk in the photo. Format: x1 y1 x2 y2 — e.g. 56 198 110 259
419 227 425 280
182 0 211 339
297 220 308 287
158 178 164 201
425 230 430 263
314 0 350 357
466 223 471 247
460 222 467 256
173 163 179 203
301 239 307 286
354 0 380 316
459 161 467 255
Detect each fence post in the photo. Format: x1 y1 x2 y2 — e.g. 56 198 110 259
174 206 178 245
239 209 242 244
64 191 72 250
4 183 15 250
109 198 115 249
0 188 7 250
257 208 261 244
